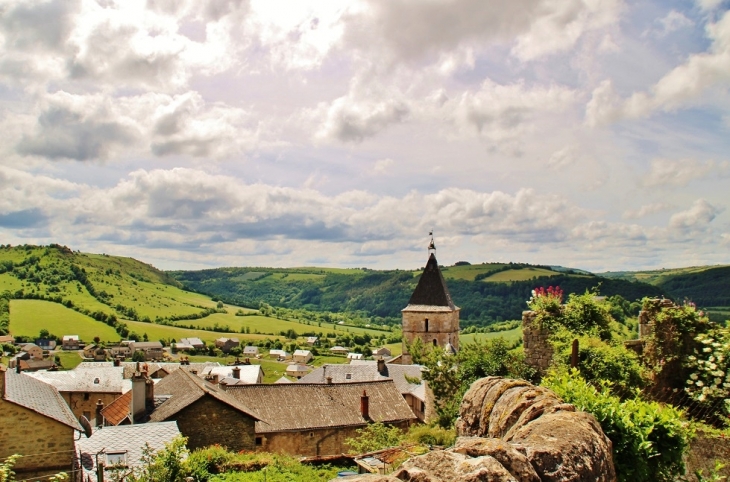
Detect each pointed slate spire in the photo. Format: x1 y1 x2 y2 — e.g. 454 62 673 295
407 253 456 309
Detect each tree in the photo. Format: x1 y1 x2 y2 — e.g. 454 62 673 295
132 350 146 362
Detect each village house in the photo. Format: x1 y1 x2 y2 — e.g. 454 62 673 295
347 353 364 361
372 347 392 357
200 364 263 385
269 349 288 360
128 341 164 360
299 360 430 422
62 335 80 350
25 364 130 421
306 336 319 346
148 368 261 451
19 342 43 360
243 345 259 357
285 364 310 379
0 334 15 344
0 367 83 480
223 380 416 457
35 338 57 350
215 337 240 353
330 346 349 355
179 337 205 350
75 421 182 482
108 341 132 358
9 356 55 372
292 349 313 364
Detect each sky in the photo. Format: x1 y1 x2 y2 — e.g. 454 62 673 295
0 0 729 272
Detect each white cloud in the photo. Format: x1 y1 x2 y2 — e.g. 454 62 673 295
587 10 730 124
669 199 722 231
623 203 671 219
547 146 579 169
645 10 694 37
695 0 724 12
372 158 394 174
643 158 730 187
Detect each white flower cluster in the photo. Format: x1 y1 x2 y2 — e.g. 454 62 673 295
685 331 730 405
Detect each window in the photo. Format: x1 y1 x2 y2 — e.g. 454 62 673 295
255 437 263 446
106 452 127 467
84 392 90 401
421 401 426 413
425 319 429 332
346 373 352 379
433 339 437 347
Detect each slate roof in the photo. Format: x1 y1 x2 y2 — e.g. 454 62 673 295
404 253 457 310
274 376 293 384
243 346 259 354
26 366 130 393
76 361 221 379
2 369 82 431
200 365 262 384
76 421 181 482
223 380 416 433
298 363 426 401
149 369 261 422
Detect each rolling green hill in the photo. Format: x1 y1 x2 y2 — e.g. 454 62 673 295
171 262 666 326
599 265 730 321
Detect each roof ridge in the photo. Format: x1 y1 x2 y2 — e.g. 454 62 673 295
407 253 456 309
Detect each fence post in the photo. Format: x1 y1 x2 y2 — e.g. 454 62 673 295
571 339 579 369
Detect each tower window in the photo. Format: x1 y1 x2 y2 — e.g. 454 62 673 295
425 319 429 332
433 339 437 347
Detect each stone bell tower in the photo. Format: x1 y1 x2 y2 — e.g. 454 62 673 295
401 234 460 365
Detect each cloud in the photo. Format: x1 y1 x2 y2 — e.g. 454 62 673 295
16 91 257 161
587 10 730 125
644 10 694 37
669 199 722 231
372 158 394 174
643 159 730 187
344 0 623 64
695 0 725 12
623 203 671 219
547 146 579 169
314 93 410 143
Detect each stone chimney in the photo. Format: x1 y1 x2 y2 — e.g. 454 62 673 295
145 379 154 408
113 358 121 367
360 390 370 420
232 366 240 379
326 376 332 385
131 372 146 421
15 362 21 374
377 358 386 374
95 399 104 428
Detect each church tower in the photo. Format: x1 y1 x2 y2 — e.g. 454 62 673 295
401 235 460 365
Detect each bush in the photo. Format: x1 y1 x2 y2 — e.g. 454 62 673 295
551 330 649 393
404 424 456 447
543 368 689 482
346 422 404 454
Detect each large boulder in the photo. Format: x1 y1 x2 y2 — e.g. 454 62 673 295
332 377 616 482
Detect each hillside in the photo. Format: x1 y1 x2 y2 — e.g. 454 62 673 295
171 262 667 326
599 265 730 321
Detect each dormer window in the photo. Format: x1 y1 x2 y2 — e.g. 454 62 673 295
94 378 100 384
346 373 352 379
105 452 127 467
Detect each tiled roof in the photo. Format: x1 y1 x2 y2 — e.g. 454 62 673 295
100 391 132 426
404 253 457 309
298 364 426 401
26 366 130 393
3 369 82 431
223 380 416 433
76 421 181 482
149 369 261 422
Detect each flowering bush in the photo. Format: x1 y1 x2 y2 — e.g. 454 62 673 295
685 329 730 415
526 286 564 312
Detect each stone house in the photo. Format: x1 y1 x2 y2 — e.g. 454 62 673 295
75 421 182 482
35 338 57 350
372 347 392 357
19 343 44 360
215 337 240 353
243 345 259 357
330 346 349 355
26 365 130 421
200 365 263 385
62 335 80 350
0 367 83 480
401 248 460 365
0 334 15 344
299 360 431 422
108 342 132 358
292 349 313 364
269 349 288 360
306 336 319 346
347 353 364 361
285 364 310 379
222 380 416 456
10 357 55 372
128 341 164 360
149 368 261 451
179 337 205 350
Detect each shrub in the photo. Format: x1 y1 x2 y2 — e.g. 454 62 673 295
684 328 730 417
346 422 404 454
543 368 689 482
405 424 456 447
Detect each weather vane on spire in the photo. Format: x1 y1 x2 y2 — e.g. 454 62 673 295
428 230 436 254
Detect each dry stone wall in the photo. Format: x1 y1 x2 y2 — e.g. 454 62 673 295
522 311 553 374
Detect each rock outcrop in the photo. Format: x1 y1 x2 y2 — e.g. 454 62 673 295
337 377 615 482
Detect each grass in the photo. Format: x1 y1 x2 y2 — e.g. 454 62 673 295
56 351 83 370
186 355 290 383
460 326 523 344
440 263 508 281
9 300 119 341
483 267 559 282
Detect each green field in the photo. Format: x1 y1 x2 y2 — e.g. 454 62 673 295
460 327 523 344
9 300 120 341
440 263 508 281
483 268 559 282
598 266 720 285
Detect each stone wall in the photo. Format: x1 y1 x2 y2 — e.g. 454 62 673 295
63 391 120 423
171 396 256 452
0 397 76 477
522 311 553 374
260 420 411 457
401 309 459 364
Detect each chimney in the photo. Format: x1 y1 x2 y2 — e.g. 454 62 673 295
15 362 21 374
113 358 120 367
326 376 332 385
0 366 6 397
377 358 385 374
131 372 146 421
145 379 154 408
232 366 240 379
95 399 104 428
360 390 370 420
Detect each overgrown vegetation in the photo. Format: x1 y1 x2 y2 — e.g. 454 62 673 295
543 368 689 482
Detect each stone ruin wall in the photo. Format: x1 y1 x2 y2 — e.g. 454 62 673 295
522 311 553 374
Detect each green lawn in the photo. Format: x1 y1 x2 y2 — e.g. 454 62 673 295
460 326 523 344
122 319 272 344
441 263 508 281
9 299 119 342
56 351 83 370
483 268 558 282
